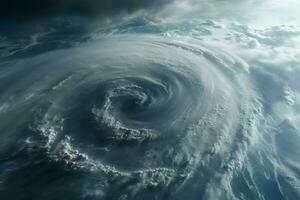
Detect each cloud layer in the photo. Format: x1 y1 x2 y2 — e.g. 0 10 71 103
0 0 171 20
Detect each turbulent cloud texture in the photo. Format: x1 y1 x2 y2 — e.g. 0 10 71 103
0 1 300 199
2 0 300 26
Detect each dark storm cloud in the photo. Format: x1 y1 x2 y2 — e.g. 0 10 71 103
0 0 172 20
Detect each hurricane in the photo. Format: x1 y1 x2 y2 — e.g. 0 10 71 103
1 1 300 200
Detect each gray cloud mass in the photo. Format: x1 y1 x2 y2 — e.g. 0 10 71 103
0 0 172 20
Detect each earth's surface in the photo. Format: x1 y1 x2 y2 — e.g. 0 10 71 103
0 1 300 199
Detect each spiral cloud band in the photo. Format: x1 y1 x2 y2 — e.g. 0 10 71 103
0 34 265 199
1 1 300 198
